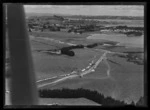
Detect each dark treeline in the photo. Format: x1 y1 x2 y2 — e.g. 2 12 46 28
60 41 119 56
100 25 144 33
61 50 75 56
61 45 84 51
135 96 146 106
86 43 99 48
39 88 137 106
60 45 84 56
115 26 143 31
124 31 143 37
86 42 116 48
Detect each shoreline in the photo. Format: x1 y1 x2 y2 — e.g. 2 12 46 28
86 33 144 49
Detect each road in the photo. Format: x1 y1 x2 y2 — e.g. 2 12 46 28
33 35 127 88
5 35 126 104
37 51 110 88
31 35 127 88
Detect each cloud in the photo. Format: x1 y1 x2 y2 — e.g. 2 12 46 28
24 5 144 16
113 5 144 11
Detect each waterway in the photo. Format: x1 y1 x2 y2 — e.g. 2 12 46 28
87 33 144 48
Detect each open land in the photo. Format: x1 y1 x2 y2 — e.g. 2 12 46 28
5 15 144 105
29 30 144 105
40 98 100 105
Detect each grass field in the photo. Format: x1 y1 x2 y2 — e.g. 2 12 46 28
5 30 144 105
29 31 144 105
30 31 105 80
39 98 100 105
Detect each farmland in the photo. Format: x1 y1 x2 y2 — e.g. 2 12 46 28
28 29 144 105
5 13 144 106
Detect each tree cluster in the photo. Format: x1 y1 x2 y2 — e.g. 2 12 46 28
124 31 142 37
115 26 143 31
60 45 84 56
39 88 137 106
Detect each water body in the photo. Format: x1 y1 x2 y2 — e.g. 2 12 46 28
87 33 144 48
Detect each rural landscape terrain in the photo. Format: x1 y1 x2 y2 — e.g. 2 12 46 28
5 5 145 106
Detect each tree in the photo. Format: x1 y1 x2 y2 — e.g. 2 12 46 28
39 88 130 106
136 96 145 106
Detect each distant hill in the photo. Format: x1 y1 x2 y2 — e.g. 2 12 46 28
25 13 71 18
25 13 54 18
63 15 143 20
25 12 143 20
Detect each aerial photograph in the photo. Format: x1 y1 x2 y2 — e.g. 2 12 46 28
5 4 145 106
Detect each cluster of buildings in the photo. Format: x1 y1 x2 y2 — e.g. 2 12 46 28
26 15 103 34
26 15 144 36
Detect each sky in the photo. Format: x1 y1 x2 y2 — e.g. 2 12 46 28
24 5 144 16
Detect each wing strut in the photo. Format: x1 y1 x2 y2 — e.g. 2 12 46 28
7 4 39 105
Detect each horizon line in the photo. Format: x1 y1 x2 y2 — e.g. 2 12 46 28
25 12 144 17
